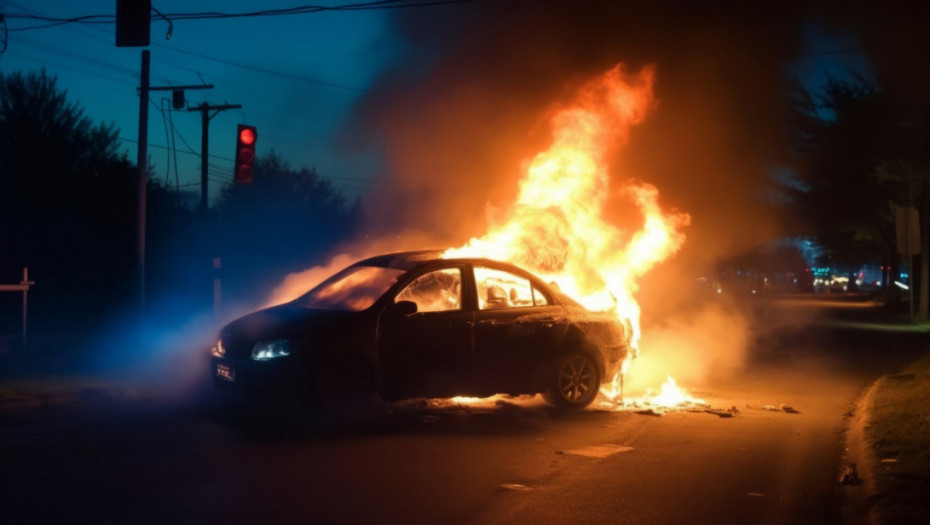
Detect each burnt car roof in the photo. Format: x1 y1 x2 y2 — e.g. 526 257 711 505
356 250 446 271
355 250 539 275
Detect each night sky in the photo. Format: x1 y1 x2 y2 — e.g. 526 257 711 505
1 0 408 202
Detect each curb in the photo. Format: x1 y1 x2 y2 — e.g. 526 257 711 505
840 377 883 525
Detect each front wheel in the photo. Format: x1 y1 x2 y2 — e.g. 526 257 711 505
543 352 601 410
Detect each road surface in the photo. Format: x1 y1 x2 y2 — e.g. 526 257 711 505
1 296 923 524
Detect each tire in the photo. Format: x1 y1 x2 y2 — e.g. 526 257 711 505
544 352 601 410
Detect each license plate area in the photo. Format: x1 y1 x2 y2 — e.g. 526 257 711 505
215 362 235 382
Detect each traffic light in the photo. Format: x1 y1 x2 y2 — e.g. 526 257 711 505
116 0 151 47
234 124 257 184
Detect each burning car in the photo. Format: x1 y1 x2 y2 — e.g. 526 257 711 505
211 251 632 411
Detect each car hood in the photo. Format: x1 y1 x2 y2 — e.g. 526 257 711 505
220 303 356 343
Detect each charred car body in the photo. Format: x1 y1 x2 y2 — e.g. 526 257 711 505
211 251 632 410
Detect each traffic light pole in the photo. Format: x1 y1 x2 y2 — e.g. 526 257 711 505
188 103 241 212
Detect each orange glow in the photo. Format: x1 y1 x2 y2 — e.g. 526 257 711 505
444 64 690 400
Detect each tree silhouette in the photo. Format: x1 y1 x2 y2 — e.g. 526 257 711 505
784 74 920 276
0 69 137 329
0 69 361 338
210 151 360 300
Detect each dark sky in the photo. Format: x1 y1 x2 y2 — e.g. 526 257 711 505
1 0 406 200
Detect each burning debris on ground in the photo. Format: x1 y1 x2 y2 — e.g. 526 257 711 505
755 404 802 414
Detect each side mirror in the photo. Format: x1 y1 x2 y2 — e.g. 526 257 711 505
388 300 418 316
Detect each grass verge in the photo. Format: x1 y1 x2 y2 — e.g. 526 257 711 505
866 351 930 523
0 376 142 416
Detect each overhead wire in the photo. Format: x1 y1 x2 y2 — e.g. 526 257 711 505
151 43 374 94
2 49 137 86
3 0 474 28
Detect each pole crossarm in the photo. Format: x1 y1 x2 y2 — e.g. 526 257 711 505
149 84 214 92
186 103 242 112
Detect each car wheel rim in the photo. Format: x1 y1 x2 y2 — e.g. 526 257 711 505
558 356 595 402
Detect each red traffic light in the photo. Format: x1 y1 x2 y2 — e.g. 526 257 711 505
234 124 257 185
239 127 256 146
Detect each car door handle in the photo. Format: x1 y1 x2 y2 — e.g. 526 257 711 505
478 320 511 327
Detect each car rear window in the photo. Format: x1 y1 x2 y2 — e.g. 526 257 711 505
295 265 405 311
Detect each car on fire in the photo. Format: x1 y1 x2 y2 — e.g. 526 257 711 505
211 251 633 411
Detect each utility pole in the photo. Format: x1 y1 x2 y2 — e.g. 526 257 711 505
136 50 150 322
188 103 242 212
136 62 213 318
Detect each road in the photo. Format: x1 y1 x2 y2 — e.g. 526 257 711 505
1 296 924 524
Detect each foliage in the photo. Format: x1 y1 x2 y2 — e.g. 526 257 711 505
868 351 930 524
783 73 923 267
0 69 359 333
0 69 136 325
211 151 360 298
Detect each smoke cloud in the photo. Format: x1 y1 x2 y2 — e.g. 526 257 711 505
329 2 816 386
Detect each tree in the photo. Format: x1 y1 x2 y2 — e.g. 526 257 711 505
211 151 359 299
0 69 138 327
783 73 923 300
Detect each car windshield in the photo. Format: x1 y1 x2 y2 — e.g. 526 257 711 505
294 265 406 311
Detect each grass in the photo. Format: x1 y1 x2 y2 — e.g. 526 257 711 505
0 376 141 416
866 351 930 523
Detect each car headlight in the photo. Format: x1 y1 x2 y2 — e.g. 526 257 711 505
211 339 226 357
251 340 291 361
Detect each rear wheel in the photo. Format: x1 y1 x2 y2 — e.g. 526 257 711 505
544 352 601 410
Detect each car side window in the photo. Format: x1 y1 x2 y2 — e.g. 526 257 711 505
395 268 462 313
474 266 546 310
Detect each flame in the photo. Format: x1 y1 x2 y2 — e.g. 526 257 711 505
639 376 705 408
444 63 690 398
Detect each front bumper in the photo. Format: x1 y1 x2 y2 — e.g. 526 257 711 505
211 356 302 399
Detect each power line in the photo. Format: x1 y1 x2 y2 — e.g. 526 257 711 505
152 43 374 94
2 49 138 86
13 35 177 84
2 1 380 95
3 0 474 30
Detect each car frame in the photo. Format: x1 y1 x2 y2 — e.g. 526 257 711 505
210 251 632 411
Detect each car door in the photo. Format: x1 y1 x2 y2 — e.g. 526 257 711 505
377 265 475 399
471 265 567 392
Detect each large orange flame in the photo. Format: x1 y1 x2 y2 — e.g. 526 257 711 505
444 64 690 395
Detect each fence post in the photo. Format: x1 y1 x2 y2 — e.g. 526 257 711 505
1 267 35 351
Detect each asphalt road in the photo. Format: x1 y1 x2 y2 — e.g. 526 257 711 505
1 296 924 524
